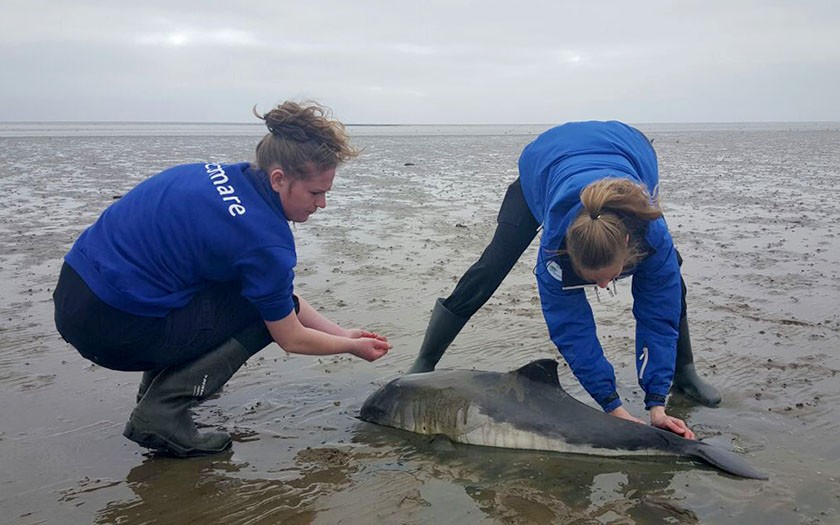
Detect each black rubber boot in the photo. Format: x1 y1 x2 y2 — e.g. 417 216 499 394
123 337 252 457
408 298 468 373
136 369 162 404
671 315 722 407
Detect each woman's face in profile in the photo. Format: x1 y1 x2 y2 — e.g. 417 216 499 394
271 166 336 223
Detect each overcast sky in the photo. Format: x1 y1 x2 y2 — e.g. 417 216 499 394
2 1 838 124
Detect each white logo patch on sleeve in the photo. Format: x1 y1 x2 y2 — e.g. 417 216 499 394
638 347 649 380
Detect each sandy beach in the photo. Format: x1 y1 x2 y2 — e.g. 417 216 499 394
1 122 839 524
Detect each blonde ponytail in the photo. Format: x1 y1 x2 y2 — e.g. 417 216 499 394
565 178 662 272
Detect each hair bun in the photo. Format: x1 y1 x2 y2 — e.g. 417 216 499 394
252 100 359 174
264 120 309 142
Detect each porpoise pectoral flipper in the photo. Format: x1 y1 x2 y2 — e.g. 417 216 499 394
360 359 767 480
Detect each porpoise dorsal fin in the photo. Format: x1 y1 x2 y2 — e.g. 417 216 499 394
513 359 561 387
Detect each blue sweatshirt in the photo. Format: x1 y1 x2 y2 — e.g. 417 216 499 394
518 121 681 412
65 162 297 321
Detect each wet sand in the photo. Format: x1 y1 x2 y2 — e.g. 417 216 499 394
1 124 839 524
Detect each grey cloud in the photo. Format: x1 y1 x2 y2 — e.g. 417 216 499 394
1 0 838 123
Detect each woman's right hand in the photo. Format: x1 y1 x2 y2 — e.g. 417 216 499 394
608 406 646 425
650 406 695 439
351 336 392 362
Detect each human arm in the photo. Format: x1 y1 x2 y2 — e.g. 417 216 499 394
265 301 391 362
296 295 388 342
536 257 622 412
631 218 681 409
235 246 390 362
631 220 695 438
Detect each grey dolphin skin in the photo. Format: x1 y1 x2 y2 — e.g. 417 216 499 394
360 359 767 480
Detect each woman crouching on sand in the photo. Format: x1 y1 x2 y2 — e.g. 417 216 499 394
53 100 391 457
410 120 723 439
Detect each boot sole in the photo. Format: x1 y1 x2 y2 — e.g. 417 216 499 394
123 420 232 458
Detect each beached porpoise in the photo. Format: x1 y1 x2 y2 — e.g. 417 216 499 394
360 359 767 479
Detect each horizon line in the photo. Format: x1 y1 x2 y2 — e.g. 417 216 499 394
2 119 840 126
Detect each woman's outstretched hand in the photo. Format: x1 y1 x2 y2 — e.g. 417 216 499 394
346 329 389 342
348 329 391 362
649 406 696 440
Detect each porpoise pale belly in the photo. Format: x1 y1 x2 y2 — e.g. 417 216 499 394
389 403 669 458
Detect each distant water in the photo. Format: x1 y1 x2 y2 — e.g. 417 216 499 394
1 121 838 138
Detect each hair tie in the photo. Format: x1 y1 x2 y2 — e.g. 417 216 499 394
590 213 601 220
265 123 307 142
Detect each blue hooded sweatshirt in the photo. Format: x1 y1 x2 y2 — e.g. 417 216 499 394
65 162 297 322
518 121 681 412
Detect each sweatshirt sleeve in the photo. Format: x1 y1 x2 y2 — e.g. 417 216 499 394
235 245 297 322
631 218 681 409
536 262 622 412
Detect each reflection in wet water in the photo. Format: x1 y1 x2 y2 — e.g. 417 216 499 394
92 448 364 525
350 423 703 524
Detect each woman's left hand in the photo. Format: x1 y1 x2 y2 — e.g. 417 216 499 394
649 406 696 440
346 329 389 342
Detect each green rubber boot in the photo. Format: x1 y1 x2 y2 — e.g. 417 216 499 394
671 315 722 407
123 337 252 457
136 369 162 404
408 298 468 374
